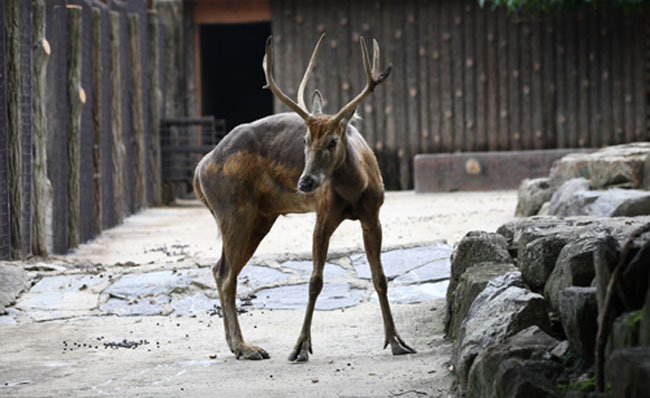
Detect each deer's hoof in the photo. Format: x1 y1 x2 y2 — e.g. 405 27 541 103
387 335 417 356
288 339 312 362
235 344 270 360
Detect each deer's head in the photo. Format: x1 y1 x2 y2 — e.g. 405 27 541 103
263 33 391 194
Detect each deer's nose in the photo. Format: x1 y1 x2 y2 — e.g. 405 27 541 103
298 176 316 193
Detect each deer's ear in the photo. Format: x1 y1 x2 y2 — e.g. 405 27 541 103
311 90 323 114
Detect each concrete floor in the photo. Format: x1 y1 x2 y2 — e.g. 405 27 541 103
0 190 518 397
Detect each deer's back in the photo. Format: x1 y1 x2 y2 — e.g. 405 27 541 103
196 113 316 215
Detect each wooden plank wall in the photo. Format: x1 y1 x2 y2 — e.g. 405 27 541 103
270 0 649 190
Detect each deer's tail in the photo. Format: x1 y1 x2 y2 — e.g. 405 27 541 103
193 169 207 206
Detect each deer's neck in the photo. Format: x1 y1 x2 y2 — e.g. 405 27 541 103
331 133 367 203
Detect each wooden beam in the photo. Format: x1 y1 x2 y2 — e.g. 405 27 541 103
5 0 22 259
128 13 146 211
31 0 52 256
91 7 102 236
148 10 162 206
109 11 126 224
66 5 84 249
192 0 270 24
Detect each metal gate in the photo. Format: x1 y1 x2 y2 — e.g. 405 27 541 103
160 116 225 200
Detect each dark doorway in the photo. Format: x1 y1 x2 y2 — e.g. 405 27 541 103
200 23 273 133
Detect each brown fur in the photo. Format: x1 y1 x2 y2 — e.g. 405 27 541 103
193 36 413 362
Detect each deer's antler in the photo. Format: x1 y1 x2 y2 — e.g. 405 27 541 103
297 33 326 112
263 34 325 120
331 37 392 125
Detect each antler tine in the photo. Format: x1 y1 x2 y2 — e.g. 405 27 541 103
372 39 380 74
262 36 311 121
332 37 391 125
361 37 372 83
297 33 326 111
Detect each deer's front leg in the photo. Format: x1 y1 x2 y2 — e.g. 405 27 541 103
288 212 342 362
362 218 416 355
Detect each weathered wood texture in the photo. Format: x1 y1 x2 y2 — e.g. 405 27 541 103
148 10 162 206
91 6 102 236
31 0 51 256
0 0 158 256
66 5 83 249
128 13 146 211
271 0 649 189
5 0 22 258
0 0 10 260
109 10 126 224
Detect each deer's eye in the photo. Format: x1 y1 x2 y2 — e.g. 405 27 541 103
327 137 338 149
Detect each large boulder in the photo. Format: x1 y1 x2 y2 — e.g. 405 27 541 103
587 143 650 189
606 347 650 398
0 264 26 314
571 189 650 217
453 272 551 387
449 231 513 284
548 153 592 188
445 262 517 339
505 325 562 350
557 287 598 361
547 178 591 216
548 143 650 189
497 218 575 256
518 235 569 292
593 235 621 315
515 178 554 217
498 216 650 259
467 341 562 398
446 231 512 325
544 234 606 310
593 232 649 317
642 152 650 191
641 270 650 346
608 311 642 355
620 238 650 310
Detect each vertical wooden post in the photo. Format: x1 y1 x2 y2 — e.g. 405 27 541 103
91 7 102 235
5 0 22 259
31 0 52 256
148 10 162 206
127 13 146 211
109 11 125 224
66 5 84 249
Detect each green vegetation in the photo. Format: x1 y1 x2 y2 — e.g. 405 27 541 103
478 0 647 12
557 376 596 394
626 310 643 327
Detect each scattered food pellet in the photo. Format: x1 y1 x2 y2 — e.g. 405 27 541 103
209 354 217 360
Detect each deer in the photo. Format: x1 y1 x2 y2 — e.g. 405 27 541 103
193 33 416 362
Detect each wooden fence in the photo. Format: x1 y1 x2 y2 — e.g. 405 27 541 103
0 0 177 260
270 0 649 190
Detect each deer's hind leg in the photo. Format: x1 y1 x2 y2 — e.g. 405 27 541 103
212 208 277 360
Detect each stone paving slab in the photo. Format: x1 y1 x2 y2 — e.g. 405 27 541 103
0 265 26 314
281 260 348 280
251 282 366 310
370 281 450 304
2 243 452 323
106 270 196 299
352 245 451 280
